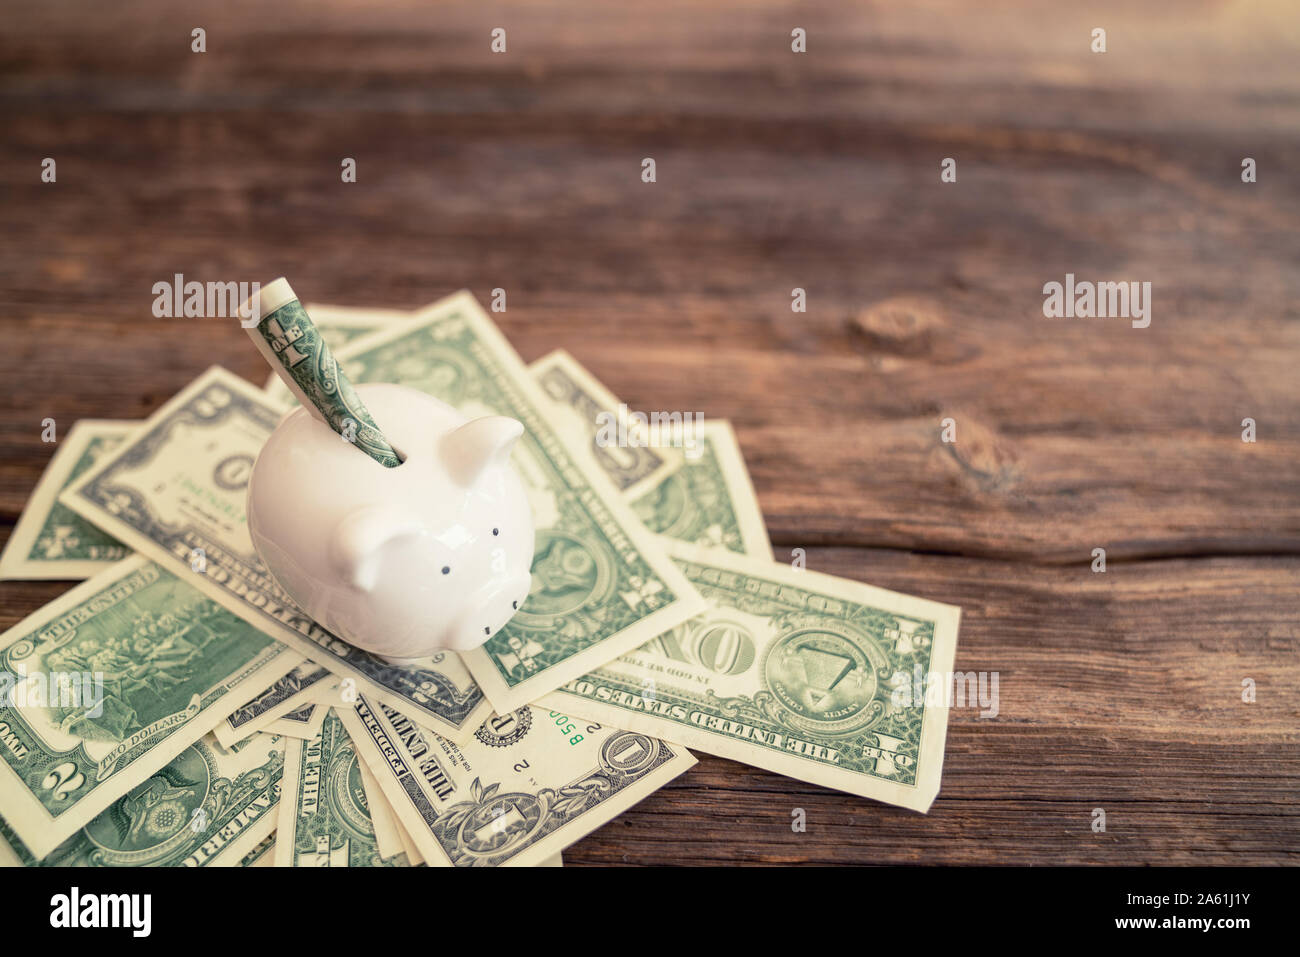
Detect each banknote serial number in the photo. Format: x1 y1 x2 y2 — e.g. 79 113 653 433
548 711 599 747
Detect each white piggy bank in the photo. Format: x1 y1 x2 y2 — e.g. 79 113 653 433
246 384 535 660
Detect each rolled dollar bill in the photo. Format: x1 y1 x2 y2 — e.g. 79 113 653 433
241 278 404 468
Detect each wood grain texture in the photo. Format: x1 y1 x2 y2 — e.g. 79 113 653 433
0 0 1297 864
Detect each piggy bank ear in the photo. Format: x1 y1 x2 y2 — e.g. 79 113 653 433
441 416 524 486
329 505 427 592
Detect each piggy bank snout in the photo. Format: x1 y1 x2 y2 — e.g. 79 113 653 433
444 570 533 652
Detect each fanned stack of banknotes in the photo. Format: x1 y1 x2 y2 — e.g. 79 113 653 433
0 290 960 867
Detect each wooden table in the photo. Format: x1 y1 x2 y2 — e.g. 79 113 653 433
1 1 1296 865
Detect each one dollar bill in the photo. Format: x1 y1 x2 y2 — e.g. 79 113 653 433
59 365 493 742
261 303 414 391
530 349 679 497
236 833 277 867
0 419 135 580
275 708 414 867
539 542 961 812
339 695 695 867
213 662 335 748
245 279 402 468
265 701 328 740
530 350 772 559
354 751 407 862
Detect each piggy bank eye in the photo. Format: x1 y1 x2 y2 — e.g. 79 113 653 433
441 566 450 575
492 527 500 536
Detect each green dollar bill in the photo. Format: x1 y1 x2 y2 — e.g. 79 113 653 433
60 366 493 742
0 553 299 860
354 751 406 861
266 701 327 740
0 559 299 859
630 421 772 559
280 703 317 723
213 663 335 748
529 351 772 559
261 304 412 392
0 732 285 867
0 420 134 580
339 695 696 867
539 542 962 812
275 708 414 867
0 822 18 867
237 832 276 867
308 292 706 711
392 809 424 865
530 350 678 494
246 281 402 468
